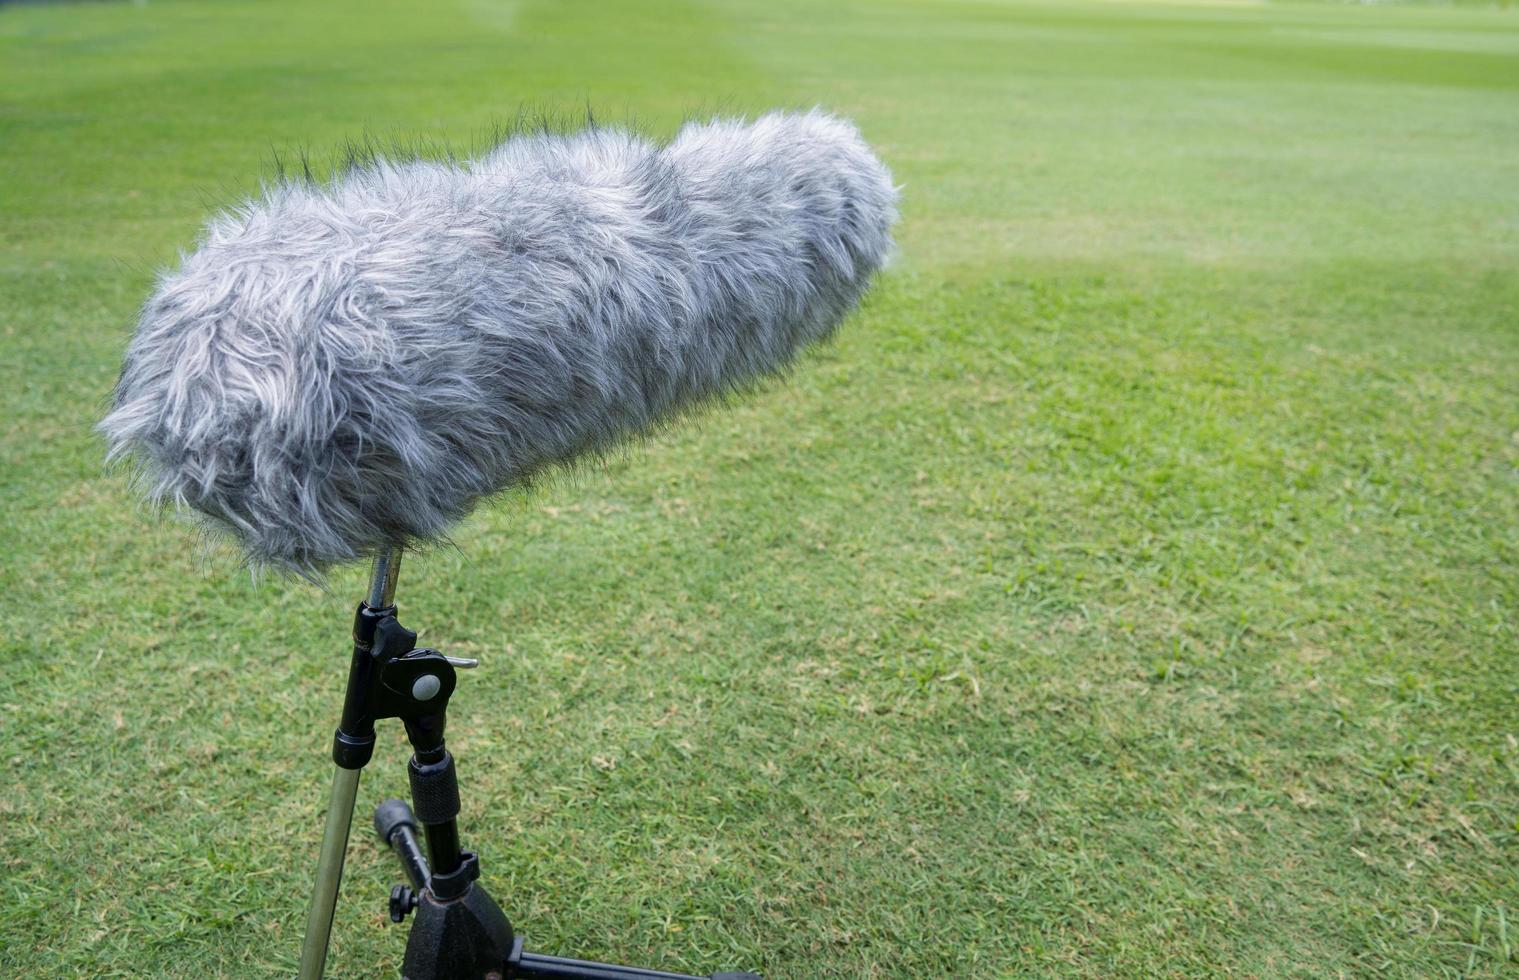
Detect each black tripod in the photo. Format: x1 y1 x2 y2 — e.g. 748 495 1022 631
297 551 761 980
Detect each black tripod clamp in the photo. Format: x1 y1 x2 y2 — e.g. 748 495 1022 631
331 602 476 885
332 602 464 771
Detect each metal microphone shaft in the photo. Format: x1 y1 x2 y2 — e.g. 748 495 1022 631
299 550 403 980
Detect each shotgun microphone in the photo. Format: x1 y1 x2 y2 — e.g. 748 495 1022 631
101 110 897 573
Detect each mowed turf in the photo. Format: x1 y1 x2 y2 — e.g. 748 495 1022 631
2 0 1516 976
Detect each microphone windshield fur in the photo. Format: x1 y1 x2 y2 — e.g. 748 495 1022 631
101 110 897 573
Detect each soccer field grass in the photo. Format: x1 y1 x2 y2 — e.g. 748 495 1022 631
2 0 1516 976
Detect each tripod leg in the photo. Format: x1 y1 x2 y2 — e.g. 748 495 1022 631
375 797 432 892
298 765 363 980
513 949 760 979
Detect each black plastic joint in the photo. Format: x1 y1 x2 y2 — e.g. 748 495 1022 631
353 601 393 645
331 727 376 770
408 750 461 824
427 850 480 901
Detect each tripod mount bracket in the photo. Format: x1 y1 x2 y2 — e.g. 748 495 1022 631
332 604 462 770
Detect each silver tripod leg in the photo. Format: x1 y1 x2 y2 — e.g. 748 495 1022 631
297 550 402 980
298 766 362 980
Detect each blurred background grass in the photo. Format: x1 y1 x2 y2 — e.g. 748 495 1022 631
1 0 1516 976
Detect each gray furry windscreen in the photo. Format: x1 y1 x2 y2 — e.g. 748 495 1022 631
100 110 898 574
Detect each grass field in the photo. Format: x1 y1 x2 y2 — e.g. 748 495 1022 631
3 0 1517 976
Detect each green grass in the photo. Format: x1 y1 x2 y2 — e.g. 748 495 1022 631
2 0 1517 976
